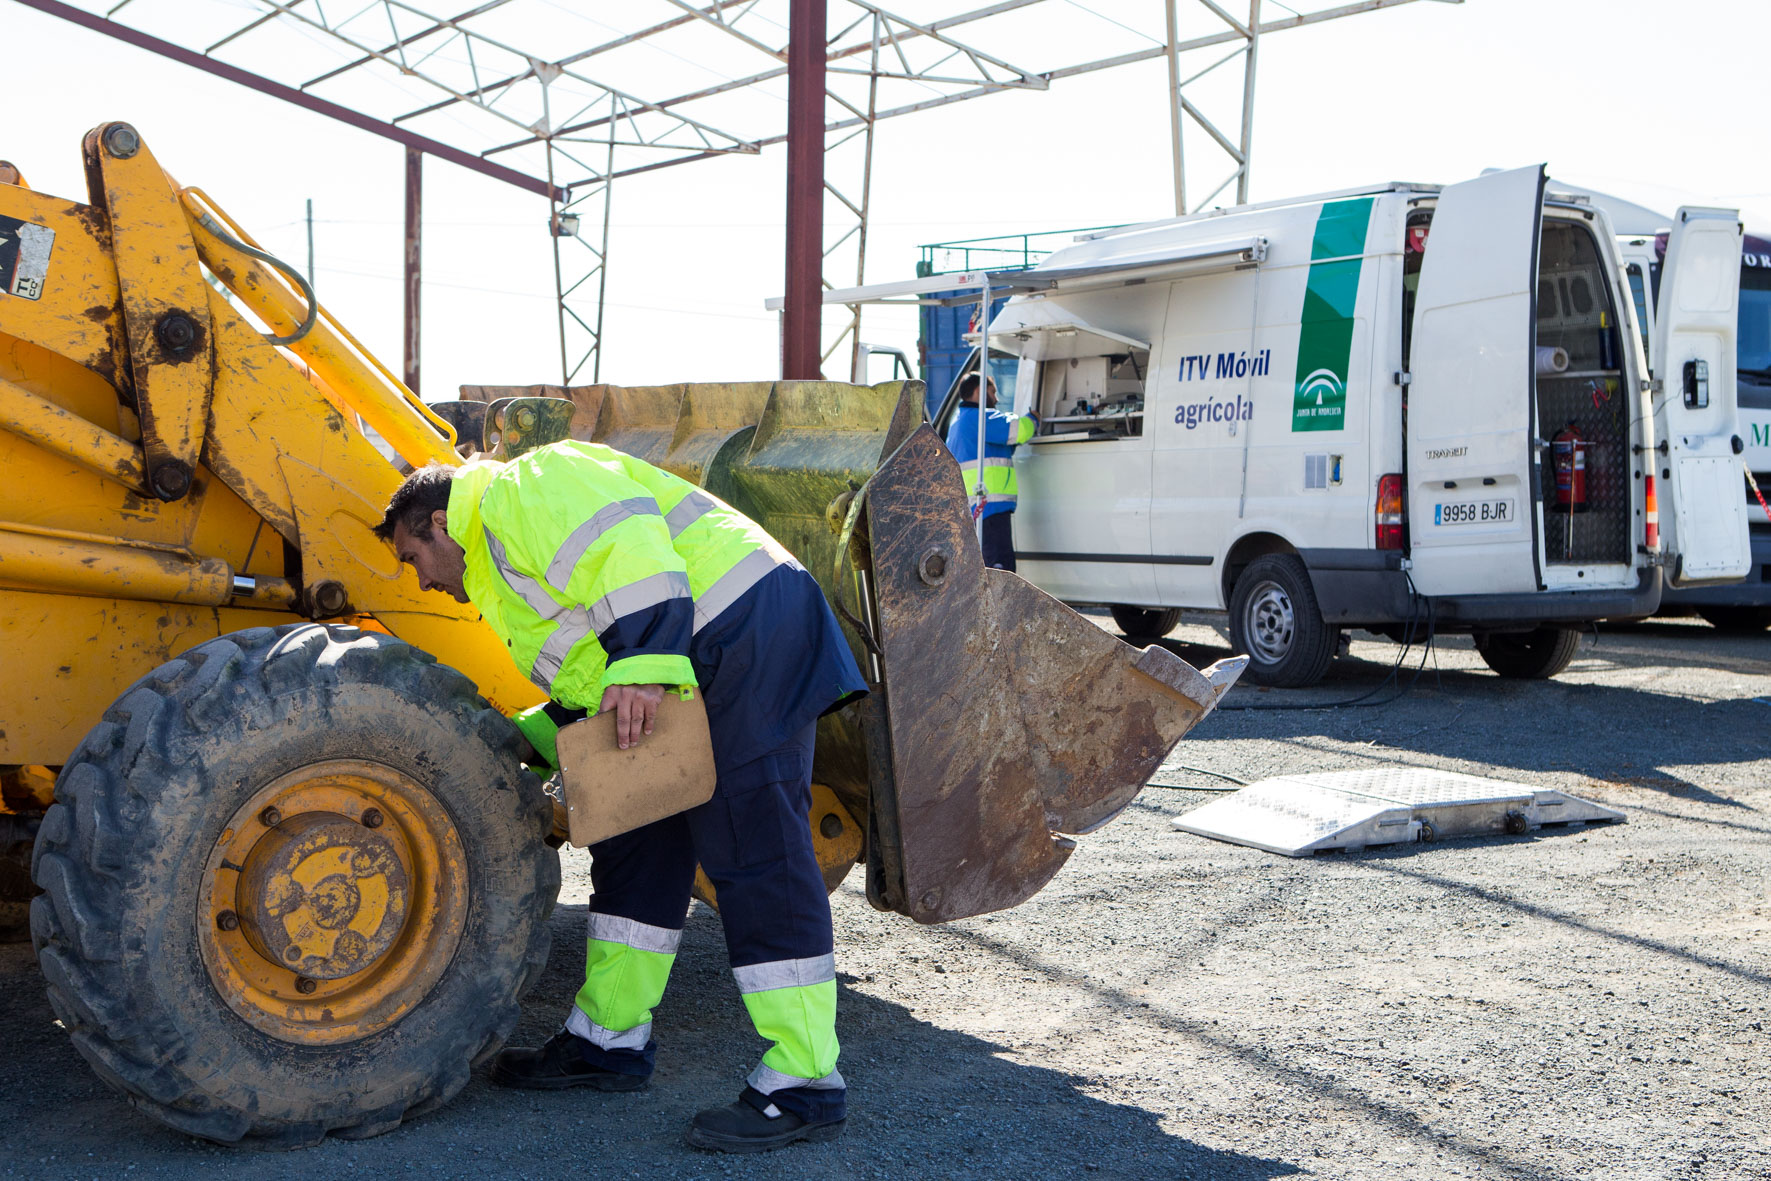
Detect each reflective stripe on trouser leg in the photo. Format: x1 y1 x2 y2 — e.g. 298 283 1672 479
734 954 843 1094
568 912 681 1050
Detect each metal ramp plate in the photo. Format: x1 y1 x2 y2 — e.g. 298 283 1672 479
1171 767 1624 857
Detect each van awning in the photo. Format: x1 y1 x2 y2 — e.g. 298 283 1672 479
986 302 1149 361
762 235 1266 310
1014 234 1267 291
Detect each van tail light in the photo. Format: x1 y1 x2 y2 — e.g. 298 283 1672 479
1376 473 1405 550
1643 473 1660 550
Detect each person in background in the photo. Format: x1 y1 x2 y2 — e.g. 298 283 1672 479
944 373 1036 571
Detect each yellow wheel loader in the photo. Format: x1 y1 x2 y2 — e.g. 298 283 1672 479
0 124 1243 1147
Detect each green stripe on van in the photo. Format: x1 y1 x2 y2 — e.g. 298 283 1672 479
1291 197 1374 433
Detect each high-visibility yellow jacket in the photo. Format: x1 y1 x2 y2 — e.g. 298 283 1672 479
945 403 1036 519
447 441 799 714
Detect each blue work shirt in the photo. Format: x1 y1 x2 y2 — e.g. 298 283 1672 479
945 403 1036 519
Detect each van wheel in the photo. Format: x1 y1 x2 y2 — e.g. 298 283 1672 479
1109 605 1183 639
1228 555 1337 687
1697 607 1771 633
1473 626 1581 679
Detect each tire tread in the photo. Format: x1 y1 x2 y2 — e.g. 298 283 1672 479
1228 554 1337 688
30 622 559 1146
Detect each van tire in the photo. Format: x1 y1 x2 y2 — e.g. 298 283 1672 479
1473 626 1582 679
1227 554 1337 688
1697 606 1771 633
1109 605 1183 639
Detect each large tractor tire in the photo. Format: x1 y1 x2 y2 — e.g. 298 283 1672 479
1473 626 1582 679
30 624 560 1148
0 814 36 942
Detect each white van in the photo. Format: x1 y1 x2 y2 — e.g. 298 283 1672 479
939 166 1748 686
1614 225 1769 630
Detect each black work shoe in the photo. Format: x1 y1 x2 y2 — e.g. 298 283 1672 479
489 1029 649 1092
685 1087 845 1153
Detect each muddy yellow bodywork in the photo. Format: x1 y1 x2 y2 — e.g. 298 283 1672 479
0 123 539 782
5 122 1240 937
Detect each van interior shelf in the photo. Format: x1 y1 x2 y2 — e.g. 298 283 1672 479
1029 430 1127 444
1043 412 1143 424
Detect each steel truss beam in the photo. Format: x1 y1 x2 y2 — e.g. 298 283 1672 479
675 0 1063 379
1158 0 1456 214
18 0 1460 385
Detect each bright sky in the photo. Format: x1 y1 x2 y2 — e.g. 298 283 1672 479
5 0 1767 396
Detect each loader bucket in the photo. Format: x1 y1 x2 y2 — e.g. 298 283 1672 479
458 380 1242 922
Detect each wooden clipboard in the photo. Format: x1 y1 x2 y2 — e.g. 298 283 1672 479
554 691 717 848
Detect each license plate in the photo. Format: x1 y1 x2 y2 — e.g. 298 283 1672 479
1434 498 1514 526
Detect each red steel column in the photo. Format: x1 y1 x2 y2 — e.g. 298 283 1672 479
403 147 422 394
783 0 825 379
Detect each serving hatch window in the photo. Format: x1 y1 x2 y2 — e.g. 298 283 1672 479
1033 349 1148 441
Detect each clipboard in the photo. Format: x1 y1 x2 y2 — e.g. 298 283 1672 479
554 690 717 847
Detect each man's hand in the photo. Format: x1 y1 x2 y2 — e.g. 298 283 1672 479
598 683 666 750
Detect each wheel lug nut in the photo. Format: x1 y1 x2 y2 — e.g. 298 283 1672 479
295 977 317 995
259 806 282 827
361 808 384 828
216 910 239 932
283 945 301 962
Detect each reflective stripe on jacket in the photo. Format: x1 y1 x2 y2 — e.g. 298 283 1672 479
448 441 800 710
945 403 1035 518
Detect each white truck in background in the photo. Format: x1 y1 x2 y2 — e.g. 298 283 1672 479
1614 224 1771 631
933 165 1749 687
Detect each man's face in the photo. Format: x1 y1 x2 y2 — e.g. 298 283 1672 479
966 378 999 408
392 510 470 603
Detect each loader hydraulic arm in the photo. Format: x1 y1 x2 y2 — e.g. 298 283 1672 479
0 123 543 770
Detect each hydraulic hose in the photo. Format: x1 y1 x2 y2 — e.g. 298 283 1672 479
195 212 319 346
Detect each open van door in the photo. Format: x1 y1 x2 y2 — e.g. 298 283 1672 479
1406 165 1545 597
1655 207 1750 586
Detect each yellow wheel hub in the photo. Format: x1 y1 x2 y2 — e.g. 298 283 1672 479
199 761 468 1045
235 812 411 981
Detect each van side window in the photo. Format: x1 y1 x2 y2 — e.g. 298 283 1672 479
1625 264 1652 359
1034 350 1148 441
931 348 1020 437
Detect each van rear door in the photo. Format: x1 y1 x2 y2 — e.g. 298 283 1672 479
1405 165 1544 596
1654 207 1750 585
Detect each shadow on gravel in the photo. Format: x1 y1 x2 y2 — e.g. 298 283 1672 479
0 903 1301 1181
492 900 1305 1180
941 926 1583 1181
1354 856 1771 990
1144 634 1767 812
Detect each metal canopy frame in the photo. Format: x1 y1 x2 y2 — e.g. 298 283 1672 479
15 0 1458 386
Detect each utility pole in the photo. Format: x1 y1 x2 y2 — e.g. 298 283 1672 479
782 0 825 380
1165 0 1185 216
403 148 421 395
305 198 315 285
1236 0 1261 205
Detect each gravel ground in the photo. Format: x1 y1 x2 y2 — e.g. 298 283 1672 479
2 616 1767 1180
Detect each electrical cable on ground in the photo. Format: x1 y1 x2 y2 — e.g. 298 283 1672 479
1146 766 1249 792
1216 573 1438 712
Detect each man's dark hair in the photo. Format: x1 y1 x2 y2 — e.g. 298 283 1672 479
957 372 995 402
374 463 455 542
